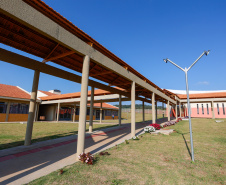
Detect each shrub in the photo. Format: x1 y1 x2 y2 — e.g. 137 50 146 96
78 152 94 165
149 123 161 130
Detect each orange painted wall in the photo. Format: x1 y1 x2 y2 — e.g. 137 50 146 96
0 114 6 122
73 115 95 121
105 116 118 120
8 114 28 122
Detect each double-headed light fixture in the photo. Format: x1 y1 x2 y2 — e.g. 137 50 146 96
163 50 210 162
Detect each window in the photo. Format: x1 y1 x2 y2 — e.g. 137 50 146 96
76 108 79 115
207 104 209 115
105 110 112 116
197 104 199 114
9 103 29 114
217 104 220 115
223 103 225 115
202 104 204 114
0 102 7 113
112 110 118 116
86 108 90 115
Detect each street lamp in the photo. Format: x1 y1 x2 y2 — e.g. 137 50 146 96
163 50 210 162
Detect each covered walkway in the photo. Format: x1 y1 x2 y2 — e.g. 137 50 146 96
0 0 179 177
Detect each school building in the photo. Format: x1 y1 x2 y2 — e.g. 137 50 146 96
166 89 226 119
0 84 118 122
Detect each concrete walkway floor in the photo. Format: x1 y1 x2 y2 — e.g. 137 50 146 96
0 118 169 185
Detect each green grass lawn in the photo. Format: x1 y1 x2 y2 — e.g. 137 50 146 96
101 112 165 124
0 122 117 150
0 112 163 150
29 118 226 185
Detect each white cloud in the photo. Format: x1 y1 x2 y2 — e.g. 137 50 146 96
197 81 209 85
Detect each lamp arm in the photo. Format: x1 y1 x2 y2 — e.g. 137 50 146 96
166 59 185 72
187 51 209 71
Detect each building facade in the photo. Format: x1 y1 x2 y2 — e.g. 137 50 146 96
168 90 226 119
0 84 36 122
0 84 119 122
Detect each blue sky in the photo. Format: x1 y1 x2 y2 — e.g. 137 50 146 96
0 0 226 96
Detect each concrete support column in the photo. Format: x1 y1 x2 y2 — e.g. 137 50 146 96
162 102 164 118
152 93 156 123
155 101 157 121
34 103 39 121
24 70 40 146
89 86 94 132
179 102 182 117
175 102 178 120
100 101 103 123
5 101 10 122
211 101 215 119
167 100 170 121
142 101 145 122
119 94 122 126
70 107 73 121
77 55 90 157
57 103 60 122
131 81 136 137
73 104 76 122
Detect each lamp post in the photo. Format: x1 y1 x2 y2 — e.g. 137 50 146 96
163 50 210 162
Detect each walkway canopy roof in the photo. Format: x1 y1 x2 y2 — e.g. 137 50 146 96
0 0 176 104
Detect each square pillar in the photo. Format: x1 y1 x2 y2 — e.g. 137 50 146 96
142 101 145 122
162 102 164 118
5 101 10 122
77 55 90 157
152 93 156 123
57 103 60 122
89 86 94 132
24 70 40 146
100 101 103 123
131 81 136 137
175 102 178 120
73 104 76 122
119 94 122 126
155 101 157 121
34 103 39 122
211 101 215 119
167 100 170 121
179 102 182 117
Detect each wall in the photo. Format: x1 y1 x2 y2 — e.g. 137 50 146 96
105 116 118 120
38 105 56 121
0 114 6 122
190 103 212 118
8 114 28 121
214 103 226 118
184 102 226 119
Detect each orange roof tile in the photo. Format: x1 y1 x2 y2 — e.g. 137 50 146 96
40 89 116 101
0 84 30 100
177 92 226 99
39 90 56 96
88 103 118 110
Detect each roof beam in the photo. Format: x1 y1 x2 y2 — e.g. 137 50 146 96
0 48 152 104
42 43 59 63
43 50 76 63
0 0 175 104
90 71 113 77
41 94 128 104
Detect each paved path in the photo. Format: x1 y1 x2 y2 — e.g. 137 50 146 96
0 118 169 185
